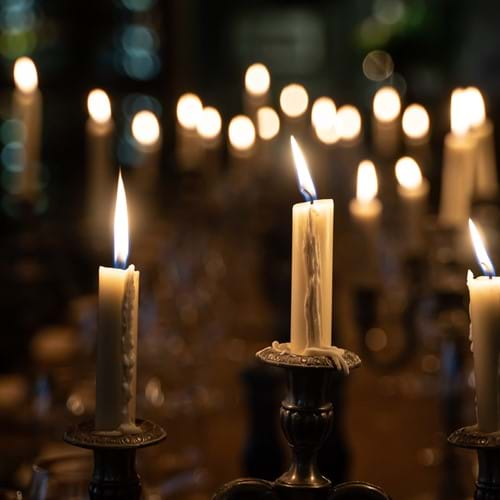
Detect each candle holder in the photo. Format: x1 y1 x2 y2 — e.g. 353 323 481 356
64 418 166 500
448 425 500 500
213 346 390 500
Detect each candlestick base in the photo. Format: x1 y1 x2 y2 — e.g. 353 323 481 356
448 425 500 499
64 418 166 500
213 346 390 500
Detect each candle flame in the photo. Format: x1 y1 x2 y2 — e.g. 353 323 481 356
245 63 270 96
228 115 255 151
469 218 495 277
373 86 401 123
196 106 222 140
176 93 203 130
337 105 362 141
257 107 280 141
464 86 486 128
114 172 129 269
402 104 429 139
280 84 309 118
87 89 111 124
450 89 469 136
395 156 422 190
13 57 38 94
311 97 336 131
132 110 160 146
290 136 317 202
356 160 378 203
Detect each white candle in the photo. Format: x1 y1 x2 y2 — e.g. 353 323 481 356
196 106 222 174
439 89 475 228
176 93 203 171
402 104 431 175
395 156 429 254
349 160 381 220
311 97 338 146
289 136 333 353
372 86 401 159
467 219 500 432
228 115 256 161
12 57 42 199
244 63 270 121
96 172 140 433
256 106 280 168
86 89 113 239
465 87 498 200
280 83 309 137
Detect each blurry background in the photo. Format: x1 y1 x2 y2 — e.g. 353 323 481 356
0 0 497 498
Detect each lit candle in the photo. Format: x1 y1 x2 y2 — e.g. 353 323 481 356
176 93 203 171
244 63 271 121
465 87 498 200
395 156 429 254
439 89 475 228
196 106 222 174
96 172 140 433
228 115 256 160
256 106 280 167
372 86 401 159
402 104 431 175
337 105 362 145
86 89 113 238
349 160 382 219
131 110 161 170
12 57 42 199
311 97 338 146
280 83 309 137
467 219 500 432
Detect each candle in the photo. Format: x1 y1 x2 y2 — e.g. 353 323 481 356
96 172 140 433
12 57 42 199
467 219 500 432
402 104 431 176
196 106 222 175
176 93 203 171
439 89 475 228
337 105 362 144
256 106 280 168
465 87 498 200
349 160 382 219
372 86 401 159
395 156 429 254
228 115 256 159
86 89 114 239
279 84 309 137
244 63 270 121
311 97 338 145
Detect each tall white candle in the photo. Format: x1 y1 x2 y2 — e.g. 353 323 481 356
244 63 270 121
176 93 203 171
96 172 140 433
372 86 401 159
439 89 475 228
467 219 500 432
12 57 42 199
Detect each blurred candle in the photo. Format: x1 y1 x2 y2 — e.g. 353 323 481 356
372 86 401 159
280 84 309 137
12 57 42 199
86 89 113 237
337 105 362 144
402 104 431 175
256 106 280 167
228 115 256 157
176 93 203 171
439 89 475 228
395 156 429 254
465 87 498 200
196 106 222 173
96 173 140 433
311 97 339 146
467 219 500 432
244 63 270 120
290 136 333 353
349 160 382 220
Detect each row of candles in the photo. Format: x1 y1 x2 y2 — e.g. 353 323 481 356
8 56 500 437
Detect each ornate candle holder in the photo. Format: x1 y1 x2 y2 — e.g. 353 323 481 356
64 418 166 500
448 425 500 500
213 346 390 500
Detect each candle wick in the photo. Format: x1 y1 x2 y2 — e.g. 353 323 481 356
301 187 316 204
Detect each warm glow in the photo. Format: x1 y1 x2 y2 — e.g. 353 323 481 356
337 105 362 141
469 218 496 277
87 89 112 124
228 115 255 151
114 172 129 269
373 86 401 123
131 110 160 146
464 87 486 128
395 156 423 190
257 107 280 140
402 104 429 139
356 160 378 203
245 63 270 96
280 84 309 118
450 89 469 136
196 106 222 140
290 136 317 202
315 125 339 145
311 97 336 131
176 93 203 130
13 57 38 94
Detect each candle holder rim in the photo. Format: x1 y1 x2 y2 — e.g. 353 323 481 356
64 418 166 450
256 346 361 371
448 425 500 449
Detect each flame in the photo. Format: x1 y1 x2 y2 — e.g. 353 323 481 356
373 86 401 123
290 136 317 202
356 160 378 203
402 104 429 140
176 93 203 130
114 172 129 269
450 89 469 136
337 105 362 141
257 107 280 140
87 89 111 124
464 87 486 128
13 57 38 94
228 115 255 151
469 218 495 277
245 63 270 96
395 156 422 190
311 97 336 131
196 106 222 140
132 110 160 146
280 84 309 118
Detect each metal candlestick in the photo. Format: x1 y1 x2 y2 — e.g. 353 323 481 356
449 425 500 500
64 419 166 500
213 346 390 500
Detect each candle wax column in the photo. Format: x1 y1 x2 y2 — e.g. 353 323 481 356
291 199 333 353
472 118 497 199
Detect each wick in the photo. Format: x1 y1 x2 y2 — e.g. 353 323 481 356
301 187 316 204
481 261 495 279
